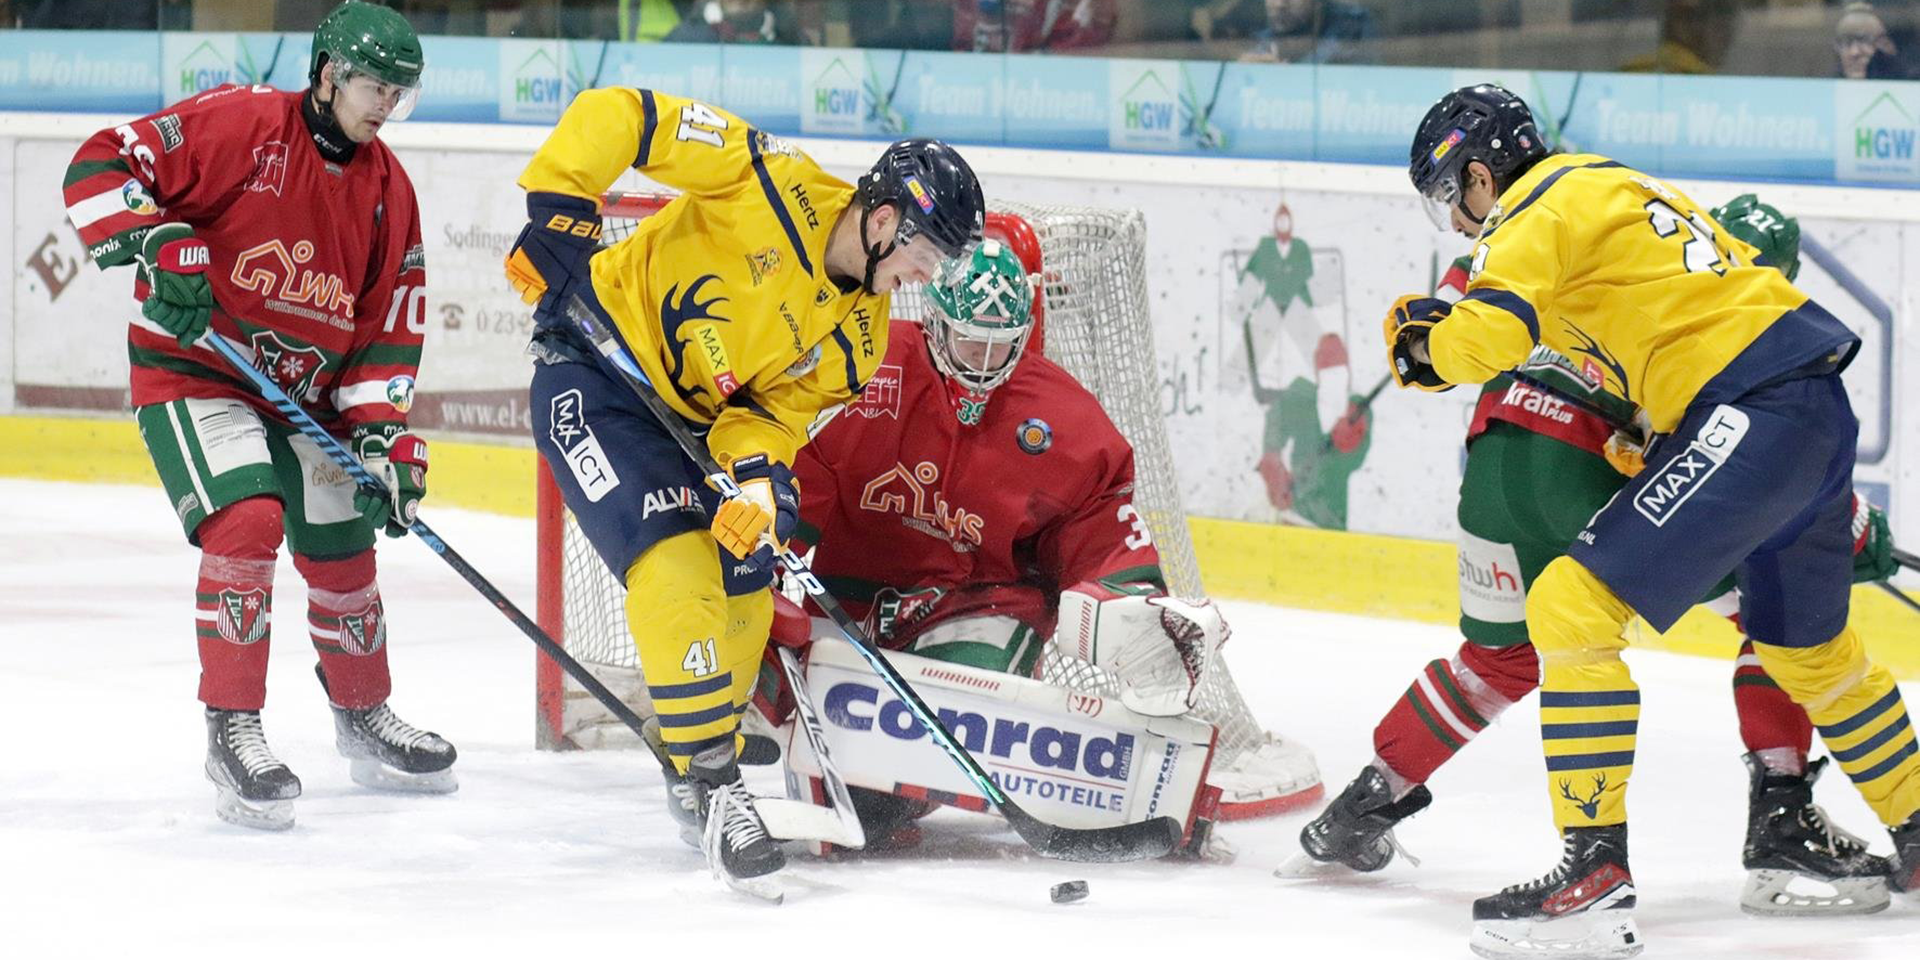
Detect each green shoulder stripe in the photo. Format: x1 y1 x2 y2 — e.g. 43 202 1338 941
65 157 134 188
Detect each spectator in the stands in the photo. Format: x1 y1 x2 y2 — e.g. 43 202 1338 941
1229 0 1372 65
1835 2 1907 78
665 0 789 43
854 1 955 50
952 0 1116 53
1620 0 1739 74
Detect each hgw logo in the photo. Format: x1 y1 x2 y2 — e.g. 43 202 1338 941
1110 63 1179 151
801 52 864 135
514 48 563 105
1841 88 1920 180
173 40 233 98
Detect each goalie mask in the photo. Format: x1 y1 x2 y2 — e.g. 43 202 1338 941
923 239 1037 402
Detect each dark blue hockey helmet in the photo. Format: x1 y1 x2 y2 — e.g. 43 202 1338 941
856 138 985 262
1409 84 1549 230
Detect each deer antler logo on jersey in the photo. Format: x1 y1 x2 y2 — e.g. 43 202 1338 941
660 275 732 397
1562 322 1630 403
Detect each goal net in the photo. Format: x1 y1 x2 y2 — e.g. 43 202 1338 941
534 192 1320 820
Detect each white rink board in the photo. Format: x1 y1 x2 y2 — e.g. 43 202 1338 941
4 478 1917 956
2 114 1914 551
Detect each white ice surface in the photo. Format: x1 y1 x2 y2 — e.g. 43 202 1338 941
3 478 1914 958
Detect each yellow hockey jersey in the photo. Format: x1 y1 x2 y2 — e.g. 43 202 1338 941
1427 153 1858 433
518 88 889 469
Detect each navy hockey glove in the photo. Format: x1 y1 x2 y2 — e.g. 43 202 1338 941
505 192 601 326
135 222 215 348
1382 294 1455 392
351 424 429 537
710 453 800 576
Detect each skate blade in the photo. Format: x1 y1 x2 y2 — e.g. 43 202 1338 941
348 759 458 794
1739 869 1891 917
715 869 786 905
1469 912 1642 960
1275 851 1353 879
212 789 294 831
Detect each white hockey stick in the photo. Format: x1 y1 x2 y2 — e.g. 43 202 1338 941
750 647 866 849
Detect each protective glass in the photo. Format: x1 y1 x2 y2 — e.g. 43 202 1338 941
1419 175 1462 232
331 61 421 122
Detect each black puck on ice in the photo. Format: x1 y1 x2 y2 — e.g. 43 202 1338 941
1050 880 1090 904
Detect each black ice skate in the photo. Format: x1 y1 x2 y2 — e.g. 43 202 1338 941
204 708 302 831
1890 813 1920 894
690 746 787 903
641 715 702 847
316 665 456 793
1740 754 1890 916
1282 765 1431 875
1470 825 1639 960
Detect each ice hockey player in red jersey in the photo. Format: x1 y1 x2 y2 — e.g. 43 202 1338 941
787 239 1232 846
62 1 453 831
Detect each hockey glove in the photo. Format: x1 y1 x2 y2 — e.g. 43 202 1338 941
351 424 428 538
135 222 215 349
1382 294 1454 392
1056 581 1228 717
1853 494 1897 583
505 192 602 325
710 453 800 575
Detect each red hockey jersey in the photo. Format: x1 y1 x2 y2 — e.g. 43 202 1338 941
794 320 1163 646
64 84 426 433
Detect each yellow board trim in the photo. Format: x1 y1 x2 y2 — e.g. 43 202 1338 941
4 413 1912 678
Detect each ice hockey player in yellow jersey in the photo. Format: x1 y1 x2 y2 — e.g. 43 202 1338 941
1386 84 1920 959
506 88 983 891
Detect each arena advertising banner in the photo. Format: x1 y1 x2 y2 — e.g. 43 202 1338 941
1 31 1918 186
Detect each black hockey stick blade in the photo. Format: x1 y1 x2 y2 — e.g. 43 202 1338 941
1893 546 1918 572
1876 579 1920 617
1003 800 1182 863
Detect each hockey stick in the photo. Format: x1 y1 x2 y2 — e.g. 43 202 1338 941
775 645 866 849
1877 580 1920 617
565 295 1181 862
1895 547 1919 572
203 330 844 842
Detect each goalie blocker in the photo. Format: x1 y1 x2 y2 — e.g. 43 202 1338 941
768 615 1224 858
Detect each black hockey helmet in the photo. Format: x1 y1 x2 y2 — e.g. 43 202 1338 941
854 138 985 289
1408 84 1549 230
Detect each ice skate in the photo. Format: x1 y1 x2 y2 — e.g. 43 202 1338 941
1470 825 1640 960
1889 813 1920 894
1740 754 1889 916
690 747 787 904
204 708 301 831
642 715 702 847
317 665 456 793
1281 765 1430 876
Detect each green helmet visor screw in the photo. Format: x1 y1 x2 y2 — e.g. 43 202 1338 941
923 239 1036 395
311 1 424 121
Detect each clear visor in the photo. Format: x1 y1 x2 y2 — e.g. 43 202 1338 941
886 229 953 277
331 62 421 122
1419 175 1461 232
895 215 968 259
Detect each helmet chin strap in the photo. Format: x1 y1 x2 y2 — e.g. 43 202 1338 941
858 203 899 295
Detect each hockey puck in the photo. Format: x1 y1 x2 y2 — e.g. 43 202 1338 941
1050 880 1089 904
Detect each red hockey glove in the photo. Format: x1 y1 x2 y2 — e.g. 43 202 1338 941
352 424 428 537
1382 294 1454 392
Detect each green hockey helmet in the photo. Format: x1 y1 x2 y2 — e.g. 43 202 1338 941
310 1 424 120
923 238 1037 396
1712 193 1800 281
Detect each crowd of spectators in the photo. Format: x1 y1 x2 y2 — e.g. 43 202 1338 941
5 0 1919 80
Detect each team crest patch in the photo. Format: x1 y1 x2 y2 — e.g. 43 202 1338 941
121 178 158 216
216 588 270 645
249 330 328 401
151 113 184 152
385 375 416 413
401 243 426 275
853 364 903 419
337 600 387 656
246 141 289 196
745 246 782 285
785 343 822 377
815 285 834 306
1017 417 1053 454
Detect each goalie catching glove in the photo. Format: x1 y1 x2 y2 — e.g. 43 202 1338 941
1056 581 1228 717
134 222 215 349
351 424 428 537
710 453 800 576
1381 294 1454 392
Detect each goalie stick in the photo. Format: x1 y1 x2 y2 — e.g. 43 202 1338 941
566 294 1183 863
200 329 843 844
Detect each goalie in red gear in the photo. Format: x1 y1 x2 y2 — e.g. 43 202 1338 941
770 238 1308 849
60 1 453 831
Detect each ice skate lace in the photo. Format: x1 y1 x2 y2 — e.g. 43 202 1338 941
1803 804 1867 856
670 781 699 816
1499 838 1577 896
704 782 772 853
1383 829 1422 869
225 713 285 777
363 704 436 752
